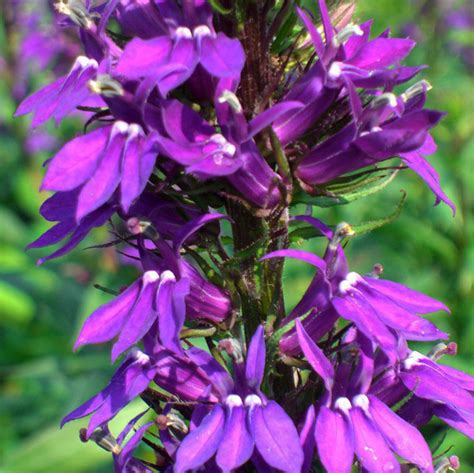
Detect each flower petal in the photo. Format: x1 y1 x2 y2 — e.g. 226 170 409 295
216 404 254 472
174 405 225 473
74 279 141 350
296 319 334 392
369 395 433 472
245 325 266 389
315 406 354 473
250 401 304 473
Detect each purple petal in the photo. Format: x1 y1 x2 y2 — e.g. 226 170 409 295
27 220 76 249
317 0 334 45
120 133 157 213
369 395 433 472
16 76 63 117
173 213 228 252
297 7 325 60
42 127 110 192
315 406 354 473
116 421 153 470
350 405 400 472
358 283 448 342
248 101 304 138
400 364 474 412
161 100 214 144
363 277 450 314
186 347 234 399
87 357 152 436
439 364 474 391
348 38 415 69
111 273 160 362
295 319 334 392
216 403 254 472
200 33 245 78
174 405 225 473
245 325 266 389
37 205 115 264
74 279 141 350
158 274 190 354
332 292 398 364
115 36 173 79
261 249 327 272
250 401 304 473
300 405 316 473
401 148 456 214
433 404 474 440
76 125 127 221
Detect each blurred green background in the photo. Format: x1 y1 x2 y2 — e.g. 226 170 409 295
0 0 472 472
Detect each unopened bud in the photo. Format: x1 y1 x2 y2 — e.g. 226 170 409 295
126 218 158 240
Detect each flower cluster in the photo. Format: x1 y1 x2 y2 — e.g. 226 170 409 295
17 0 471 472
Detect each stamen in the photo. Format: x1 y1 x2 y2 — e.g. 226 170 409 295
370 93 398 109
217 90 243 113
333 24 364 46
401 80 432 102
55 0 94 29
80 428 122 455
88 74 124 97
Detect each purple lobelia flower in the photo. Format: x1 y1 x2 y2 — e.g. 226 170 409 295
274 1 420 145
153 94 302 208
75 213 231 361
115 1 245 96
296 321 435 473
40 121 158 220
371 344 474 440
174 326 304 473
263 216 449 361
15 55 109 127
75 269 190 361
62 348 156 438
296 82 455 213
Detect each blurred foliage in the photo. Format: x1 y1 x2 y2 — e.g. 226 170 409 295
0 0 472 472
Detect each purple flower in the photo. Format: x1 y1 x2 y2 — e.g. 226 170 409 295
296 83 455 213
115 2 245 96
296 321 434 473
75 270 189 361
15 55 103 127
154 94 302 208
40 121 157 220
174 327 304 473
372 347 474 440
263 216 449 361
62 349 156 438
274 1 419 145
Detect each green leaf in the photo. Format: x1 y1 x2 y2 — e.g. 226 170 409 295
351 190 407 236
208 0 233 15
294 169 400 208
